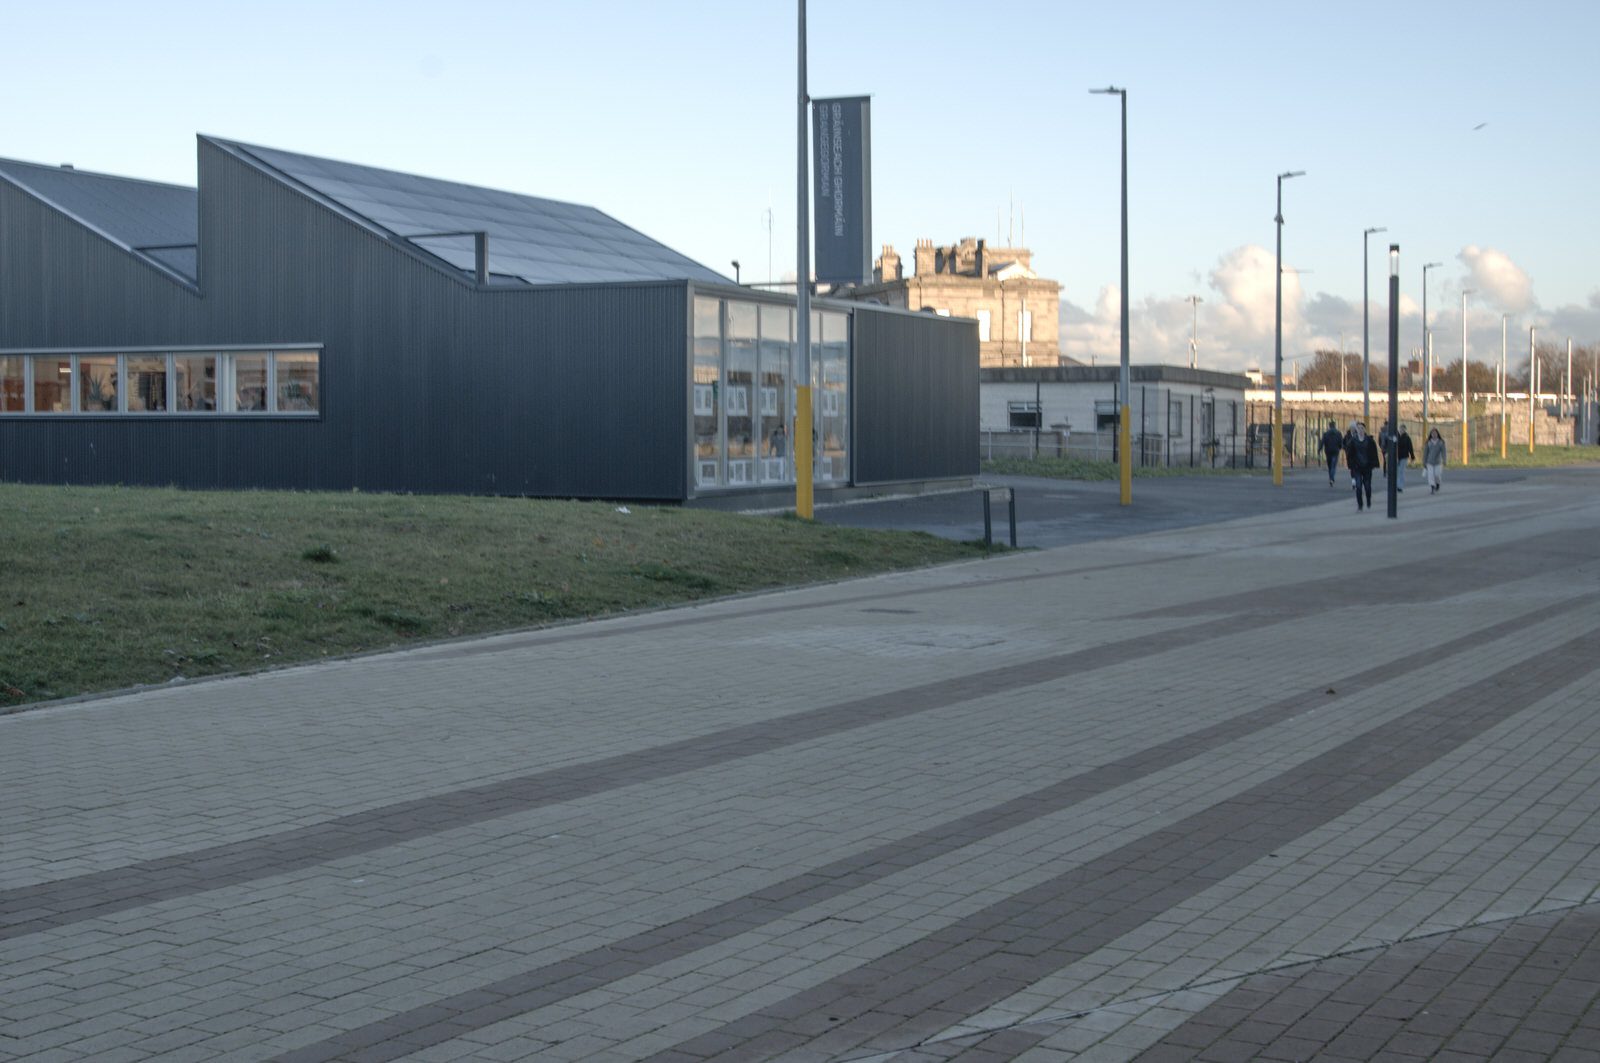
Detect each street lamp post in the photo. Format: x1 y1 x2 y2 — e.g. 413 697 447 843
1421 261 1442 433
1091 86 1131 505
1460 289 1473 465
1387 245 1400 518
1529 326 1537 454
1186 295 1202 369
1274 169 1305 487
1363 226 1385 422
1500 313 1509 458
794 0 813 519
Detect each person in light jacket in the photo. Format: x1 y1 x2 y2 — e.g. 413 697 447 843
1423 427 1446 493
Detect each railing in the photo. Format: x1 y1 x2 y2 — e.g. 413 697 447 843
980 429 1247 468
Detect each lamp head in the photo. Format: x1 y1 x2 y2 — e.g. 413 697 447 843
1089 86 1125 96
1365 226 1386 236
1389 245 1399 278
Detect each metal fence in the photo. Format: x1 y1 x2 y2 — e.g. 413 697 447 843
980 429 1250 468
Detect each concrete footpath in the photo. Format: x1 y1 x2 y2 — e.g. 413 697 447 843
3 468 1599 1062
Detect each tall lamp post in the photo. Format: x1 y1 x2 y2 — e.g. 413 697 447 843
1274 169 1305 486
1420 261 1442 433
1460 289 1473 465
794 0 813 519
1186 295 1202 369
1529 326 1537 454
1500 313 1510 458
1387 245 1400 518
1362 226 1386 422
1091 86 1131 505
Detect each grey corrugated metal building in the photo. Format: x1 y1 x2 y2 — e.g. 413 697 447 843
0 136 976 500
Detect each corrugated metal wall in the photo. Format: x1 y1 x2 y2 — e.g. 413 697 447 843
851 308 979 484
0 141 689 499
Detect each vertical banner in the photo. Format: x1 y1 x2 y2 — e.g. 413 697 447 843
811 96 871 287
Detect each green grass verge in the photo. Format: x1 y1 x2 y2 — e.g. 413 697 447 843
0 485 1001 707
982 456 1270 481
1458 446 1600 469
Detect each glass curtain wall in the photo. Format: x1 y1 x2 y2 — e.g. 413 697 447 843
690 294 846 491
724 304 758 485
816 310 849 482
692 297 721 488
758 304 792 483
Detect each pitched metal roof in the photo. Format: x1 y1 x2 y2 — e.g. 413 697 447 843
0 158 199 281
214 138 729 287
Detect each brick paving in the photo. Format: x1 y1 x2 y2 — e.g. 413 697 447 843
2 471 1598 1062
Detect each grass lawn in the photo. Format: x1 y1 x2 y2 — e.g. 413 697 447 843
0 485 1000 708
1459 445 1600 469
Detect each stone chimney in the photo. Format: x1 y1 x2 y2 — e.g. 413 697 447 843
874 244 903 283
976 239 987 279
913 238 935 277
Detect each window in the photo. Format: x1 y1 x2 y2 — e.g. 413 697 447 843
274 352 319 413
228 354 268 412
976 310 991 343
1007 401 1041 430
79 356 118 412
1168 396 1184 438
1095 399 1119 431
0 348 319 416
0 357 22 412
126 356 168 412
175 354 216 411
32 357 70 412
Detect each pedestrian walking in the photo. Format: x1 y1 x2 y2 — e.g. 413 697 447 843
1377 421 1393 477
1424 427 1446 493
1320 420 1344 486
1394 424 1415 493
1345 421 1380 511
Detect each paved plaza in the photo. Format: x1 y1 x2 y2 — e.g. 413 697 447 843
3 468 1599 1061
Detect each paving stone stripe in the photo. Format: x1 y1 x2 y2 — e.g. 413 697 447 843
0 615 1222 943
645 629 1600 1061
2 521 1576 948
258 595 1590 1063
1127 901 1600 1062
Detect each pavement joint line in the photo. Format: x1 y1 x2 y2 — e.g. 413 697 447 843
254 595 1594 1062
646 626 1600 1060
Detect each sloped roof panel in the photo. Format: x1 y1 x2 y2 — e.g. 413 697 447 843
223 140 727 287
0 158 198 279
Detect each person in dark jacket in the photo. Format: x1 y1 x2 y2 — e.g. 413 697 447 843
1394 424 1416 492
1320 420 1344 486
1345 421 1380 511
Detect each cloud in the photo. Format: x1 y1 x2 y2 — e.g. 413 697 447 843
1459 246 1533 312
1056 245 1570 376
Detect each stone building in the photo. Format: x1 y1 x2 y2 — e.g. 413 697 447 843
843 237 1062 368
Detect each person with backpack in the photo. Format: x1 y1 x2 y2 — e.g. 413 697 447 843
1345 421 1380 511
1320 420 1344 486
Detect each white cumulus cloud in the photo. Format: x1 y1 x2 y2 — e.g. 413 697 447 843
1459 246 1533 312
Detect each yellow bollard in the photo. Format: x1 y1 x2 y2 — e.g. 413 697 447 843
795 386 813 519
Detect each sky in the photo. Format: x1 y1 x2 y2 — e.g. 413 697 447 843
6 0 1599 375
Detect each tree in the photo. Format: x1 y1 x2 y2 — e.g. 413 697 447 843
1296 349 1367 391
